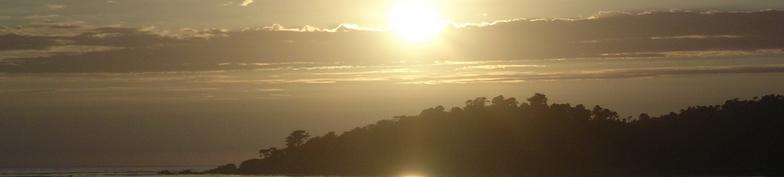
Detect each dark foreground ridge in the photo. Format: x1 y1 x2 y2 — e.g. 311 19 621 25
192 93 784 176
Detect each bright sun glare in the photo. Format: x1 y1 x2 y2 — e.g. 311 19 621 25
387 0 449 42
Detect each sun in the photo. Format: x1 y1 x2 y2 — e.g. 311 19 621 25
387 0 449 42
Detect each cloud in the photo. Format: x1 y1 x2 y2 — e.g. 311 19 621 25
0 45 123 60
46 4 66 10
197 62 784 85
0 34 59 51
1 10 784 73
395 65 784 85
4 56 784 86
257 88 284 92
649 35 742 40
460 64 547 70
240 0 254 6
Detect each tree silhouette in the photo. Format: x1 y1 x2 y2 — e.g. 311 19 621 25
258 147 278 159
285 130 311 148
527 93 548 108
205 93 784 176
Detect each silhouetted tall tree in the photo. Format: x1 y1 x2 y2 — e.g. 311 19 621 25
527 93 548 109
285 130 310 148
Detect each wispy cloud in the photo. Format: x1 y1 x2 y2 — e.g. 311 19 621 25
0 45 123 60
46 4 66 10
460 64 547 70
257 88 284 92
650 35 742 40
240 0 254 6
2 10 784 73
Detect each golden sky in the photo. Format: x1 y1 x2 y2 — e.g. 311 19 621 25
2 0 783 28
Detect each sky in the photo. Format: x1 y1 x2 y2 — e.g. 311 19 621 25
1 0 784 167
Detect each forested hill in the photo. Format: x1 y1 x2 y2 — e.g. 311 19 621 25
205 93 784 176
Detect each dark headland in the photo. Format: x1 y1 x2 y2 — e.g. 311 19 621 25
169 93 784 176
